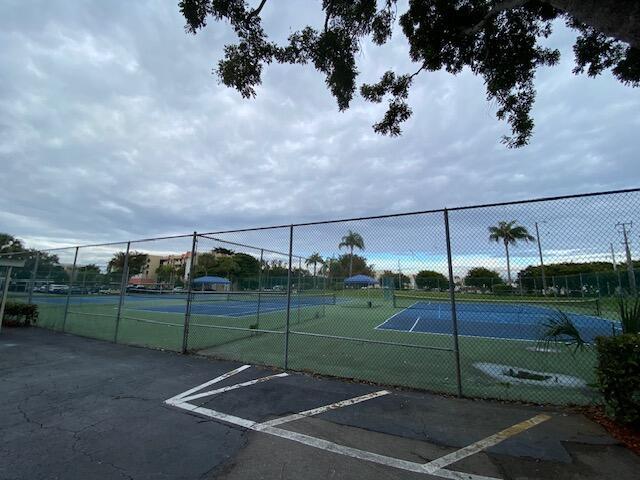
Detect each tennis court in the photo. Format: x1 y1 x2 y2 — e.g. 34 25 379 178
377 294 619 342
139 291 336 317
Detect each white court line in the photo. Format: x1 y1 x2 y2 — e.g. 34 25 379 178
422 414 551 474
255 390 390 429
168 401 498 480
409 316 421 332
374 301 421 330
177 373 289 403
166 365 251 403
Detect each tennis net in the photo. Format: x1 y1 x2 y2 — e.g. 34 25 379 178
190 290 337 305
392 293 601 316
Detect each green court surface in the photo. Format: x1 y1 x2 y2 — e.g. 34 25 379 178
27 289 618 405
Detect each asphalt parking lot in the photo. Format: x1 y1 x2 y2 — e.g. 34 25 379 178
1 328 638 480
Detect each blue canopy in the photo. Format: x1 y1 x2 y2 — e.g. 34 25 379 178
344 274 378 285
193 276 231 285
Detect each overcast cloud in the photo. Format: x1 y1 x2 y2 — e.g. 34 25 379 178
1 0 639 260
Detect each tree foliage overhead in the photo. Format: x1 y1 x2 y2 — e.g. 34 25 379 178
179 0 639 147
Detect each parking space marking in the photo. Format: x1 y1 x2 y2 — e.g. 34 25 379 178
421 414 552 474
176 372 289 403
255 390 390 429
166 364 251 403
168 401 498 480
165 366 553 480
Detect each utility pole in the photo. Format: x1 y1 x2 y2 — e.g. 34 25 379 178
534 222 547 293
616 222 636 295
610 243 617 271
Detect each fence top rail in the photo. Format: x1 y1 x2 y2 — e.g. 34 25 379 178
3 187 638 253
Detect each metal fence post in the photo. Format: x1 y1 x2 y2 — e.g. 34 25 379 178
444 209 463 398
0 266 14 335
62 247 79 332
114 242 130 343
182 232 198 354
256 248 264 328
27 252 40 304
284 225 294 369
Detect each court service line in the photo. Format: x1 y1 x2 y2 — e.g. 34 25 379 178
421 413 552 474
168 401 498 480
176 373 289 403
409 316 421 332
166 364 251 403
255 390 390 429
373 301 421 330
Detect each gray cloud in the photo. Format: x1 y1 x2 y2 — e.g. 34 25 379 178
0 0 639 262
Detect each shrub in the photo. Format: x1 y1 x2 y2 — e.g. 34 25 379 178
492 284 515 295
595 334 640 426
617 295 640 334
1 302 38 327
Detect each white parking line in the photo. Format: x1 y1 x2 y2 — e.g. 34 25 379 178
255 390 390 429
165 367 551 480
175 372 289 403
169 401 498 480
166 364 251 403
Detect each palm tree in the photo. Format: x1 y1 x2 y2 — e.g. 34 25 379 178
488 221 535 284
338 230 365 277
305 253 324 288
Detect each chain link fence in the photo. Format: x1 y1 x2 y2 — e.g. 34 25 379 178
4 188 640 405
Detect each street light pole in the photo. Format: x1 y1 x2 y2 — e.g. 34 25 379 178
534 222 547 293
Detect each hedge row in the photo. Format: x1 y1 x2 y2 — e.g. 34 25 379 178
596 334 640 426
1 302 38 327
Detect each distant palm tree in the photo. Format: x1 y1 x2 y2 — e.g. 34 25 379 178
339 230 365 277
305 253 324 288
488 221 535 284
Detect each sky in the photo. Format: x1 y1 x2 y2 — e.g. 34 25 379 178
1 0 640 276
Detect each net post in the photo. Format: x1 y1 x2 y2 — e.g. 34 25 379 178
284 225 294 370
27 252 40 304
182 232 198 354
256 249 264 328
62 247 79 332
114 242 130 343
444 209 463 398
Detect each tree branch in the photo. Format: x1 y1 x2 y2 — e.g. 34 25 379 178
465 0 529 34
546 0 640 48
247 0 268 20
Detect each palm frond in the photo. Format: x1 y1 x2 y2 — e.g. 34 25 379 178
538 309 589 354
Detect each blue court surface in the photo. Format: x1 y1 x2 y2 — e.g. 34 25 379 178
139 295 332 318
31 293 334 318
377 300 620 342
